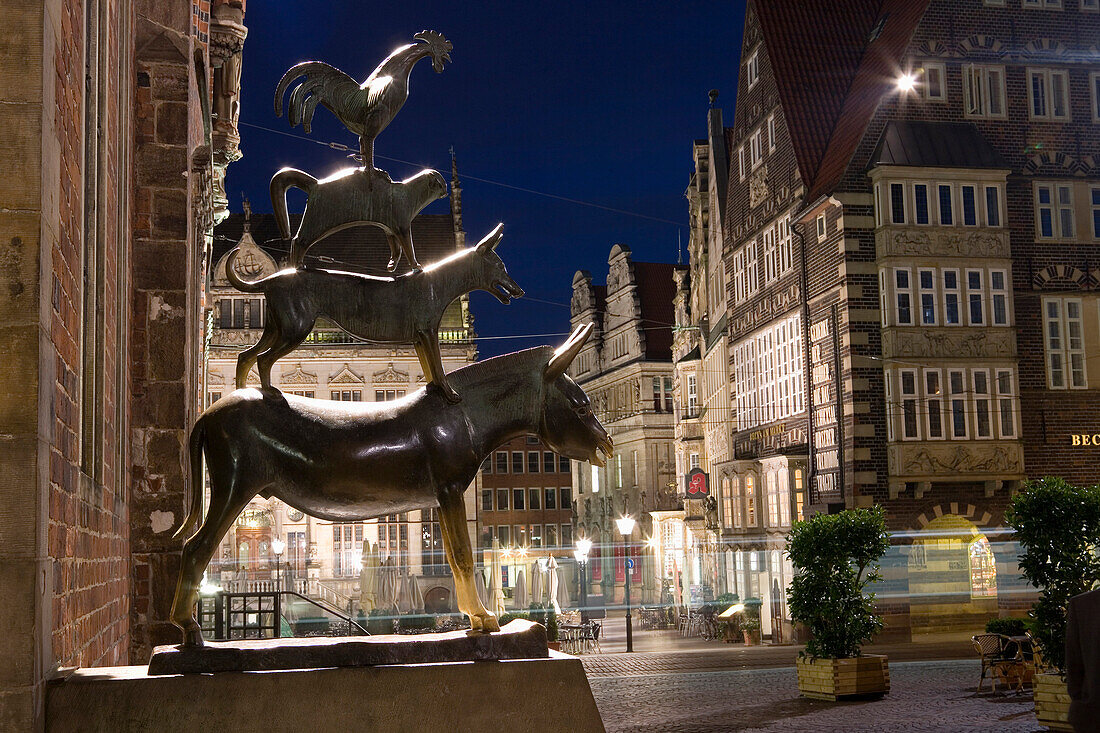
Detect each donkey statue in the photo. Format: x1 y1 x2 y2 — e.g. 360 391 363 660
170 324 611 646
226 223 523 403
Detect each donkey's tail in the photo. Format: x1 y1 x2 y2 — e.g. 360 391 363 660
269 167 317 266
172 418 206 541
224 248 268 293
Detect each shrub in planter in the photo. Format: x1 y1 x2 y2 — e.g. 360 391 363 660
1005 477 1100 731
787 506 891 700
498 611 529 626
984 617 1029 637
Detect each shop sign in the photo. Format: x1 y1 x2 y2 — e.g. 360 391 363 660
686 468 709 497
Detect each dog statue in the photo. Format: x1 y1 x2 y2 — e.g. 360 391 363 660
226 224 523 403
270 165 447 271
170 324 612 646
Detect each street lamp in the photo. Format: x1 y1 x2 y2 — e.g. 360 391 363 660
574 538 592 622
616 515 636 653
272 537 286 593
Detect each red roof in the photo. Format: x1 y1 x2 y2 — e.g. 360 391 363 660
631 261 684 361
753 0 930 201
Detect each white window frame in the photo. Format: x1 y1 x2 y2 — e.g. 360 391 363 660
984 185 1002 227
750 128 763 170
966 269 986 326
894 267 913 326
879 269 889 327
899 369 920 440
942 268 961 326
746 49 759 89
963 64 1006 119
763 227 776 283
1091 72 1100 122
1084 0 1098 11
1023 0 1062 7
1091 186 1100 240
913 182 931 225
1043 297 1087 389
990 269 1009 326
918 268 938 326
1028 67 1070 121
777 216 793 275
961 184 979 227
889 182 907 224
972 369 993 439
995 369 1017 439
767 113 776 153
1035 182 1074 239
937 183 955 226
884 369 895 442
922 62 946 101
739 145 746 182
924 369 944 440
949 369 969 439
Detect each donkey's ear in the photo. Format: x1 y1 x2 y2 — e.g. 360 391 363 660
545 323 593 380
475 223 505 253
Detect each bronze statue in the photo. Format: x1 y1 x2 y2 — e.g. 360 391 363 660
275 30 452 168
227 224 524 403
170 325 612 646
270 165 447 270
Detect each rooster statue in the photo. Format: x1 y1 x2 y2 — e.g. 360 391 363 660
275 30 452 170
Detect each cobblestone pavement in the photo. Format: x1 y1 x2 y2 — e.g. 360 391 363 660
588 660 1040 732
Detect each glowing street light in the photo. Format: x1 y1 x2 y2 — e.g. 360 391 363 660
272 537 285 593
616 516 636 652
574 537 592 622
896 72 917 93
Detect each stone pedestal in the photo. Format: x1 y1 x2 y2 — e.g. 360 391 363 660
46 651 604 732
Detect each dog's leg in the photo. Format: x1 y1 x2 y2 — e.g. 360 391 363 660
236 324 280 389
256 319 312 391
385 233 402 273
396 227 421 271
415 331 460 403
436 482 498 633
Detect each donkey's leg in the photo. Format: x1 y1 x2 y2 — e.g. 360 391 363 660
235 323 279 389
170 477 256 646
436 483 498 633
415 331 460 404
396 227 421 271
385 233 402 273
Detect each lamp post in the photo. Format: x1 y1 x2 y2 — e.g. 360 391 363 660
272 538 286 593
574 538 592 623
616 516 636 653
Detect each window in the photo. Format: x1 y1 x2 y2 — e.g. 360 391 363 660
1093 187 1100 239
496 489 509 511
1028 68 1070 120
973 370 992 438
767 113 776 152
528 451 540 473
919 269 937 325
962 185 978 226
884 371 894 441
914 183 930 224
481 457 492 475
985 186 1001 227
721 477 733 529
559 455 570 473
495 451 508 473
543 451 555 473
1044 298 1086 389
689 453 700 470
990 270 1008 325
746 49 759 89
687 373 698 413
1023 0 1061 6
900 370 919 439
561 523 572 547
949 370 968 439
1085 0 1099 10
544 487 556 510
996 370 1016 438
943 270 960 325
560 487 572 507
895 268 913 326
1036 183 1074 239
925 370 944 439
731 314 803 430
481 490 493 511
497 525 510 545
208 392 221 405
1091 72 1100 122
794 470 805 521
938 184 954 225
331 390 363 401
374 389 404 401
512 451 524 473
890 183 906 224
528 488 540 511
288 390 314 398
763 227 775 283
766 472 779 526
750 129 763 169
966 270 985 325
745 474 756 526
738 145 746 181
923 63 945 101
963 65 1006 118
664 376 674 413
816 214 826 240
512 488 524 511
880 270 888 327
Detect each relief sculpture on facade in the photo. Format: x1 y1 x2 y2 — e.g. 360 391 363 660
881 328 1016 359
893 442 1023 478
879 227 1010 259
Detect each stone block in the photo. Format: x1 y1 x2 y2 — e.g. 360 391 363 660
0 687 35 733
0 214 42 325
0 324 40 430
135 144 187 188
154 102 188 146
47 653 605 732
0 102 42 210
148 63 189 102
151 188 187 238
0 435 40 559
132 243 186 291
0 559 41 689
0 0 43 104
131 382 186 428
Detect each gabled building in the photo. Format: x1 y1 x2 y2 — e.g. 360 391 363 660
569 246 684 604
717 0 1099 639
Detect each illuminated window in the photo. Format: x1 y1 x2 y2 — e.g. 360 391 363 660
969 537 998 598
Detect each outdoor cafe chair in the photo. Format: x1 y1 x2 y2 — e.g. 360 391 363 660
971 633 1027 693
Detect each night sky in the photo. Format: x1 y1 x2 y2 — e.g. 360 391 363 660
227 1 745 357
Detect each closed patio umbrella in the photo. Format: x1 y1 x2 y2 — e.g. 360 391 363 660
489 538 507 617
548 556 561 614
395 571 413 614
555 561 571 610
474 565 489 607
530 563 544 606
513 570 528 609
358 542 380 614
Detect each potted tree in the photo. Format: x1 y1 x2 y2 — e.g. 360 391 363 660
742 598 762 645
1006 477 1100 732
787 506 891 700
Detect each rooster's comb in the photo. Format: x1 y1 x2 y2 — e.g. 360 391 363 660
414 30 452 54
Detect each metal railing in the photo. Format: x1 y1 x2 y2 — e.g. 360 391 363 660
197 590 369 641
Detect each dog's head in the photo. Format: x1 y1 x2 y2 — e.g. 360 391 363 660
474 224 525 305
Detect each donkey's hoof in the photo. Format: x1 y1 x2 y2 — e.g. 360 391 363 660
472 612 499 633
443 387 462 404
181 626 205 648
386 258 398 272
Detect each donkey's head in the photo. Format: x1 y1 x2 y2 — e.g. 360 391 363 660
471 223 525 304
538 323 613 466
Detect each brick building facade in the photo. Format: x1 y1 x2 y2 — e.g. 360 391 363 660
710 0 1099 639
0 0 243 725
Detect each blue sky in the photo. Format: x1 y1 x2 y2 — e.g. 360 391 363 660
227 1 744 356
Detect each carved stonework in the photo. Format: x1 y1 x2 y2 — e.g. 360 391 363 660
281 364 318 385
208 371 225 385
748 165 769 209
729 283 799 336
373 363 410 384
889 441 1024 479
876 227 1010 260
881 328 1016 359
328 364 365 385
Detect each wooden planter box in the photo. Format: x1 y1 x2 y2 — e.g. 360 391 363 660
1034 673 1073 731
796 654 890 701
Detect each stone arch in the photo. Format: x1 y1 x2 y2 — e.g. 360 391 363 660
917 40 953 57
957 35 1008 57
1022 38 1067 59
1022 150 1081 176
1032 264 1088 290
423 585 451 614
